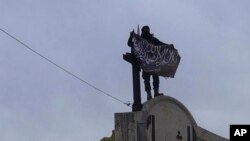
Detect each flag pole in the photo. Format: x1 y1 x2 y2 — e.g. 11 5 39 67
137 25 140 35
123 25 142 111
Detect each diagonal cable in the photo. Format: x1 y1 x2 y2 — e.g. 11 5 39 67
0 28 132 107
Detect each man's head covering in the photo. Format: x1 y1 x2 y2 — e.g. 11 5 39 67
141 25 150 33
141 25 152 39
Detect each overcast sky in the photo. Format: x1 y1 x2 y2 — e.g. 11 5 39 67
1 0 249 140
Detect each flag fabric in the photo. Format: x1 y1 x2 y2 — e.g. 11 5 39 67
132 34 181 77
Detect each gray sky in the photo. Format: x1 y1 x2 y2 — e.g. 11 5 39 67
1 0 249 140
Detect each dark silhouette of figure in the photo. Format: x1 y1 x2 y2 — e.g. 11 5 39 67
128 26 167 100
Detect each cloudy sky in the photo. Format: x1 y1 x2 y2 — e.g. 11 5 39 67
1 0 249 140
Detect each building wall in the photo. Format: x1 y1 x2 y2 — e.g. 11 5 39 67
195 126 228 141
101 96 229 141
143 97 196 141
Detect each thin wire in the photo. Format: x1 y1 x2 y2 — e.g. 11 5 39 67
0 28 132 107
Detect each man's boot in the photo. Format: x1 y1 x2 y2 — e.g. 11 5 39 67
147 90 152 100
154 89 163 98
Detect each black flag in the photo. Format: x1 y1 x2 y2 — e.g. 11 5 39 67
131 34 181 77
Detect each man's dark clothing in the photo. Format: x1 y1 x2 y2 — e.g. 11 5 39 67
127 31 166 97
141 33 166 46
142 71 159 93
140 32 165 95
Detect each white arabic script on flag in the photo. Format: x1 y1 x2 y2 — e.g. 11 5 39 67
132 34 181 77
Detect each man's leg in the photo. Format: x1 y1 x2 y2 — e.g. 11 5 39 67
142 71 152 100
153 75 163 97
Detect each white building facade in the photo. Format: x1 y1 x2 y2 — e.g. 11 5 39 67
102 96 228 141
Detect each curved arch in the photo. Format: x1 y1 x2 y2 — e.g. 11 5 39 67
141 95 197 126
